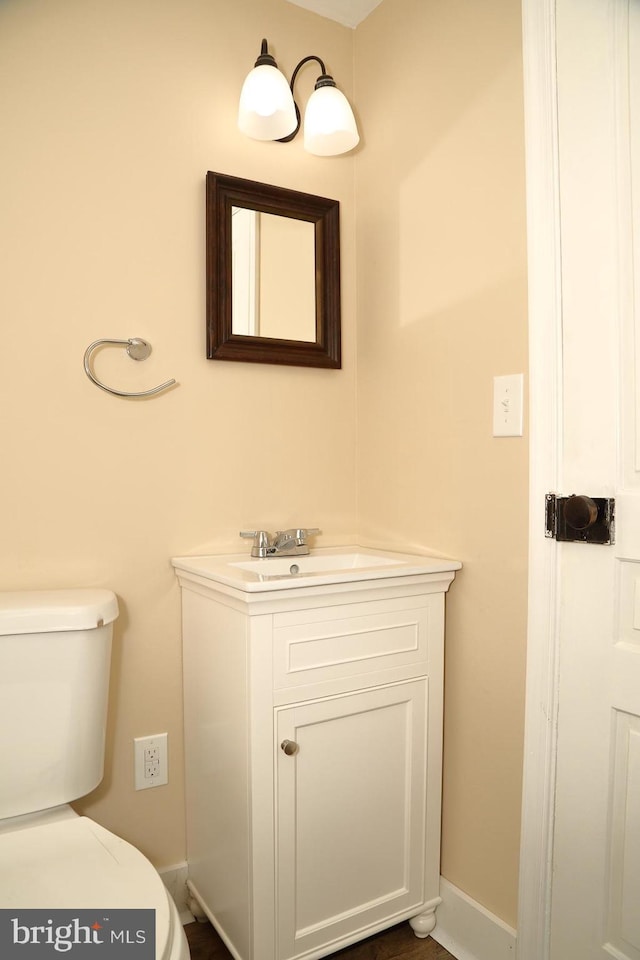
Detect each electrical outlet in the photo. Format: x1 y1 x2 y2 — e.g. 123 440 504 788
134 733 168 790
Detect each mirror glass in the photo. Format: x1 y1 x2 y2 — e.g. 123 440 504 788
206 172 341 368
231 208 316 342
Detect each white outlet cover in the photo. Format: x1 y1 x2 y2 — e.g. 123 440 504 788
134 733 168 790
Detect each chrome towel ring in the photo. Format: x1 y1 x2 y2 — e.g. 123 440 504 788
83 338 177 398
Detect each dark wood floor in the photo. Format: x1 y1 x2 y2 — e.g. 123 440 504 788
184 919 454 960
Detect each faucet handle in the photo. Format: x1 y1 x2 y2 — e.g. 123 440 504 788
300 528 320 537
275 528 320 539
239 530 272 557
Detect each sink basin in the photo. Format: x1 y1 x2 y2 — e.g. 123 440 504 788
230 552 403 577
172 547 461 593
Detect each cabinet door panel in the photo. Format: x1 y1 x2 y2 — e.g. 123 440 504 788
275 680 428 959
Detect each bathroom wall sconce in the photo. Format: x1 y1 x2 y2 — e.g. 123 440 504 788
238 39 359 157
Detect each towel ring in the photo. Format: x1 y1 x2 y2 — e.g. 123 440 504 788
83 338 177 398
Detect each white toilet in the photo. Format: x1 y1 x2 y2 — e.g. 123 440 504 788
0 589 190 960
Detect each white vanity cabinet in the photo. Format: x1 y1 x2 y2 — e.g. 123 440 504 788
173 550 459 960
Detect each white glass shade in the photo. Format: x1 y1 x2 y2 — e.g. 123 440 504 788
238 64 297 141
303 85 360 157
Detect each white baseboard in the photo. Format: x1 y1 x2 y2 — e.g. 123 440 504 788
157 865 517 952
158 862 194 925
431 878 517 960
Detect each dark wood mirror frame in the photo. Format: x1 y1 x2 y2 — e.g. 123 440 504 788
206 171 341 368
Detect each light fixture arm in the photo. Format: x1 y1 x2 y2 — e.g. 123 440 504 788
277 53 336 144
290 54 328 86
254 38 279 69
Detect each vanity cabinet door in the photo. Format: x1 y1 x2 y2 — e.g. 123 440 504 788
275 679 429 960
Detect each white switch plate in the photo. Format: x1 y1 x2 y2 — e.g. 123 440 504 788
134 733 168 790
493 374 524 437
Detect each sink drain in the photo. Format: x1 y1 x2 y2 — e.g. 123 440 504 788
289 563 300 575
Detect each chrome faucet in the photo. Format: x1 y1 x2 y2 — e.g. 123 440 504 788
240 528 321 558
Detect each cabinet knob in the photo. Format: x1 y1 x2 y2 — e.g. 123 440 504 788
280 739 299 756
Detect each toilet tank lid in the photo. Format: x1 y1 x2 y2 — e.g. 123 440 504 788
0 589 119 635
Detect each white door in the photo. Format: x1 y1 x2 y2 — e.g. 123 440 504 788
548 1 640 957
275 680 430 960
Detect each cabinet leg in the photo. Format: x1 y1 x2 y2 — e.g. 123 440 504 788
409 903 439 939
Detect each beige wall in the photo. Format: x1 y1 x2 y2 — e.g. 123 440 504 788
1 0 528 932
0 0 357 868
354 0 529 928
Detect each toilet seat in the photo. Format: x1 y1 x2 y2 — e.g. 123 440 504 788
0 816 187 960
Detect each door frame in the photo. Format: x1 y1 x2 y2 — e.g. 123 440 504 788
518 1 562 958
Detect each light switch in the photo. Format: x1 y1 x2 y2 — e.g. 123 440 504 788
493 374 524 437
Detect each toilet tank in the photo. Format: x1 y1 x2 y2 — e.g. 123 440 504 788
0 589 119 820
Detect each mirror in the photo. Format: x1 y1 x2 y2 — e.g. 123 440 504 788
206 172 341 368
231 208 316 342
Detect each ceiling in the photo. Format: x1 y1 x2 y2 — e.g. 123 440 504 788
284 0 384 29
